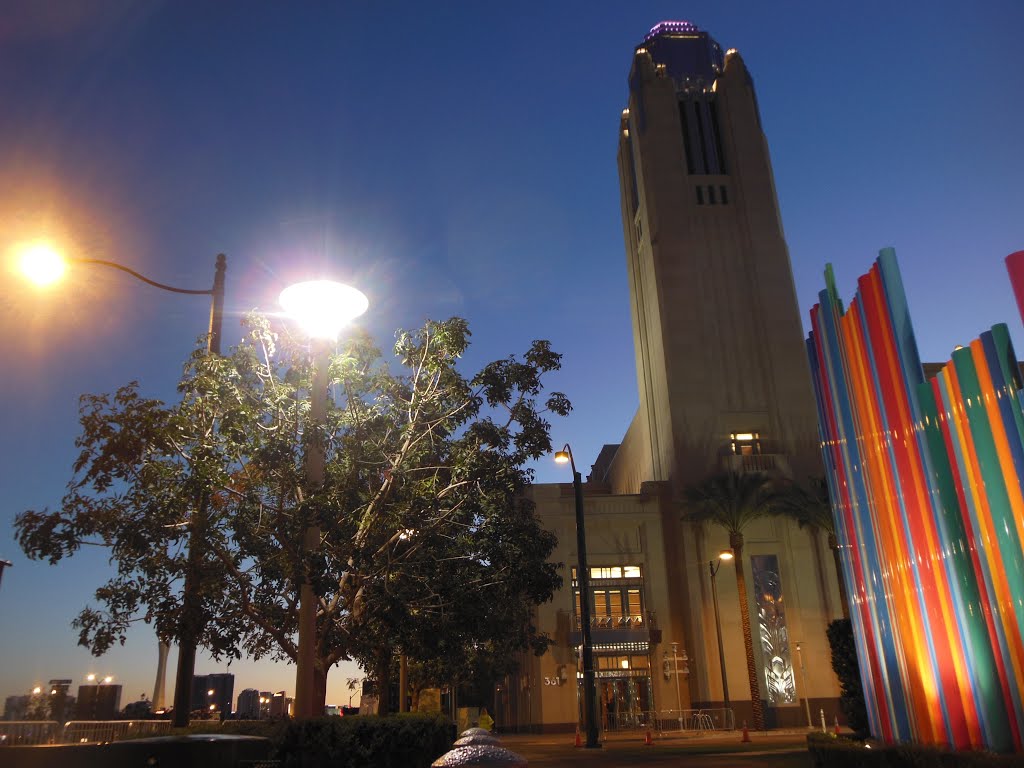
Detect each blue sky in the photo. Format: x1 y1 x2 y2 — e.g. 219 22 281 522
1 1 1022 708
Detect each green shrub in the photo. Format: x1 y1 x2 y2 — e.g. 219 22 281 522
273 714 455 768
827 618 870 736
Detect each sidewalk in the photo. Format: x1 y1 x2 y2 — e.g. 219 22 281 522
497 727 817 767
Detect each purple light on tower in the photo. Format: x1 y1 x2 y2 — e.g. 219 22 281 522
645 20 699 40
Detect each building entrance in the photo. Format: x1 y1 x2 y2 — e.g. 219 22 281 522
588 675 653 730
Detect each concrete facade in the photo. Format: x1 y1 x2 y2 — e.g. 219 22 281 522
497 22 842 733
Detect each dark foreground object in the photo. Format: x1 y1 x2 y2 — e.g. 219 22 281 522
1 733 273 768
807 732 1024 768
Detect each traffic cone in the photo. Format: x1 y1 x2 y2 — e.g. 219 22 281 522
741 721 751 742
644 729 653 745
574 727 582 748
834 715 841 736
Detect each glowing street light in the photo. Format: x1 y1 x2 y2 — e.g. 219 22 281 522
15 240 227 729
554 444 600 749
278 280 368 340
17 242 67 286
15 242 227 357
280 278 368 719
710 549 734 721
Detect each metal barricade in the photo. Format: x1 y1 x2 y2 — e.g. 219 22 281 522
656 708 734 732
61 720 173 744
0 721 61 745
602 710 657 731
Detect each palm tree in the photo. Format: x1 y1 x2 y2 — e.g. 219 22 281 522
773 478 849 619
682 471 778 731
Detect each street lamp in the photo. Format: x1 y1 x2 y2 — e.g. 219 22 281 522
710 549 733 723
553 444 600 749
16 243 227 355
795 641 812 727
0 559 11 590
280 279 368 719
16 242 227 728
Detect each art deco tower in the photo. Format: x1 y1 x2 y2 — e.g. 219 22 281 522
610 21 820 494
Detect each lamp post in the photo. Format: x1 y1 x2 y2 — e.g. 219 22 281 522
795 641 812 728
279 279 368 718
554 444 600 749
0 559 11 590
709 549 733 724
17 242 227 728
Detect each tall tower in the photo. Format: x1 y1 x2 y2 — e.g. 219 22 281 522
611 21 820 494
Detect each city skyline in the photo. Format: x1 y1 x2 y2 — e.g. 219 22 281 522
1 2 1022 708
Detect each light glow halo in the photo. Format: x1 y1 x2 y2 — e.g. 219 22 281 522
279 279 368 340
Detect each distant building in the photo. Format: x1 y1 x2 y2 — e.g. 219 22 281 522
506 20 841 733
268 691 291 719
3 695 29 721
190 673 234 719
76 684 122 720
236 688 262 719
47 679 72 722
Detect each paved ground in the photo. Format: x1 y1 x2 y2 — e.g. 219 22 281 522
497 728 818 767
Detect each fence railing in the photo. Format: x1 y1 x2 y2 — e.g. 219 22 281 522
592 707 733 732
573 614 650 631
0 719 173 745
656 708 735 732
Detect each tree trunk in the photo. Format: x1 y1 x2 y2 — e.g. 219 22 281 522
731 532 764 731
828 533 851 619
809 528 833 621
314 663 328 715
375 652 392 715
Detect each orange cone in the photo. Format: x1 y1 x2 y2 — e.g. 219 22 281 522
741 721 751 742
574 727 582 748
834 715 841 736
644 729 653 745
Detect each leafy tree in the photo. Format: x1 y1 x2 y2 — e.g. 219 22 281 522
826 618 869 736
682 470 780 731
16 315 568 713
772 477 850 619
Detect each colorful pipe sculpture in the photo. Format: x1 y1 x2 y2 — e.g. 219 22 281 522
806 247 1024 752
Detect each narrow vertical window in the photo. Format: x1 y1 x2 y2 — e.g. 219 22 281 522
627 589 642 617
720 186 729 205
708 185 717 205
694 98 711 173
608 590 623 619
710 100 727 174
678 99 696 175
696 186 704 205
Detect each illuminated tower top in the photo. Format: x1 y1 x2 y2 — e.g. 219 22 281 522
637 20 724 84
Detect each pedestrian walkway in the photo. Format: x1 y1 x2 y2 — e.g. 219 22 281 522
499 728 816 767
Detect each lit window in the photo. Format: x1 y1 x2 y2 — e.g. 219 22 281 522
628 589 642 615
730 432 761 455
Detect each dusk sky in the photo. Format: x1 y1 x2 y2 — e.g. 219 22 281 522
1 1 1022 709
